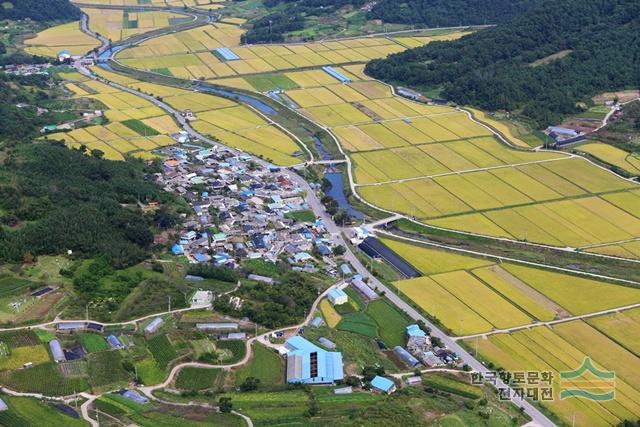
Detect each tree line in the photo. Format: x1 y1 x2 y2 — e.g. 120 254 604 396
366 0 640 127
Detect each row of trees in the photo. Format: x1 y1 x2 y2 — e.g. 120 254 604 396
366 0 640 127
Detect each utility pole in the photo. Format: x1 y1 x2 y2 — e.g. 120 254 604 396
85 303 89 321
168 295 171 312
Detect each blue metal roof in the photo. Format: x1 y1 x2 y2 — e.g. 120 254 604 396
371 375 394 392
50 339 65 362
286 336 343 384
393 346 420 367
406 324 426 337
328 288 347 301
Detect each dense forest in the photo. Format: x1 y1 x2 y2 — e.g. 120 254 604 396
0 143 174 267
242 0 365 43
0 73 55 141
366 0 640 127
0 0 80 22
368 0 542 27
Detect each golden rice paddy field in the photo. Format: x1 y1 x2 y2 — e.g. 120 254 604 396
86 67 303 165
577 142 640 176
47 71 181 161
110 18 640 256
84 8 191 42
116 24 466 79
382 237 640 425
251 66 640 255
465 322 640 427
384 237 640 336
24 21 100 58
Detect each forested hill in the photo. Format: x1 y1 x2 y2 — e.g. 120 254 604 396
368 0 543 27
365 0 640 127
0 0 81 22
0 143 174 267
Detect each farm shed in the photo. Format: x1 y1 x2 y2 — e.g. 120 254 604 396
405 376 422 385
144 317 164 334
196 322 238 330
351 277 378 300
121 390 149 404
394 346 420 367
222 332 247 340
318 337 336 350
327 288 348 305
57 322 85 331
214 47 240 61
371 376 396 394
50 339 66 363
248 274 274 284
357 237 420 278
334 386 352 394
322 66 351 83
285 336 343 384
0 398 7 411
106 335 123 349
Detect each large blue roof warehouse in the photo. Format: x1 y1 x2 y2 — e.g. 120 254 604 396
285 336 343 384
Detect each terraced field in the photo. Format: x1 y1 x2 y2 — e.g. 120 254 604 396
384 238 640 335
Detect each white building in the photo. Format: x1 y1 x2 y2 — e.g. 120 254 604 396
191 290 213 307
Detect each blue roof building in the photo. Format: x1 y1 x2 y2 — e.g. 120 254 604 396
171 244 184 255
393 346 420 367
144 317 164 334
50 339 66 363
371 376 396 394
285 336 343 384
327 288 348 305
340 264 352 276
106 335 123 349
120 390 149 404
322 66 351 83
406 324 427 337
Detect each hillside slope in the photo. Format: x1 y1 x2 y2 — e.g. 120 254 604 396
366 0 640 126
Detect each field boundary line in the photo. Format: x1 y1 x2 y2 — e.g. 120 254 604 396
375 228 640 286
453 302 640 341
355 155 572 187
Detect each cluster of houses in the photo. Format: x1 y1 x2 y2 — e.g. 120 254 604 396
159 146 339 271
1 63 52 76
393 324 460 368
